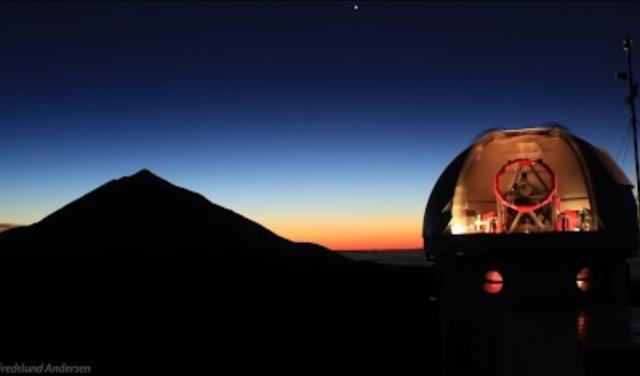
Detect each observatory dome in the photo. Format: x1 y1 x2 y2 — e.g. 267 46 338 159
423 126 638 255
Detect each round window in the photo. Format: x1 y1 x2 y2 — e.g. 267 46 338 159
576 267 592 292
483 270 504 294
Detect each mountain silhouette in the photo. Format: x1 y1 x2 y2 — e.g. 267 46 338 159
0 169 344 266
0 223 16 233
0 169 437 376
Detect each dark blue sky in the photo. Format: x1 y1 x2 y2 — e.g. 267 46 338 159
1 1 639 248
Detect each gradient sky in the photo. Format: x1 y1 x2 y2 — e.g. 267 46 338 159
1 1 640 249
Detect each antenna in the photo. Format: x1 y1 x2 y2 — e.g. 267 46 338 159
618 38 640 221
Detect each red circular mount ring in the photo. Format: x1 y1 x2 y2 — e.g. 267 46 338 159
493 158 557 213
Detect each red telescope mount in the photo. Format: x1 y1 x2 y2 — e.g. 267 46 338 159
493 158 558 233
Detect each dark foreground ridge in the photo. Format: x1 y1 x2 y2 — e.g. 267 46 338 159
0 169 437 376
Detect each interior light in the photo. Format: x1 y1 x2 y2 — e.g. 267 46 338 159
451 223 468 235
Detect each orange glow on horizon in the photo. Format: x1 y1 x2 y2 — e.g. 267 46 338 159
260 215 423 250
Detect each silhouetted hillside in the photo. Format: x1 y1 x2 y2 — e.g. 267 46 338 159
0 169 346 266
0 169 437 376
0 223 16 233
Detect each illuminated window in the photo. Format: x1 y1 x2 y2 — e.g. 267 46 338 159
483 270 504 294
576 267 592 292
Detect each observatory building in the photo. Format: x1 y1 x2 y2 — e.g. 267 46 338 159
423 126 639 375
424 126 637 302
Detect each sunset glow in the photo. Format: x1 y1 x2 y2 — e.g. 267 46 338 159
260 215 423 250
0 2 638 251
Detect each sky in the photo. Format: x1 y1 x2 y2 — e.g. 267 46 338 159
1 1 640 249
